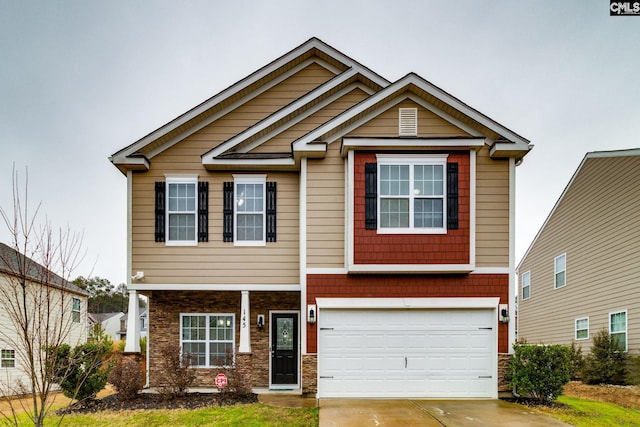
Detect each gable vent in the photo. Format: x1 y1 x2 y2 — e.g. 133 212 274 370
399 108 417 136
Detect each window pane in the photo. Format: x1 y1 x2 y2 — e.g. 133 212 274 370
522 285 530 300
555 271 565 288
182 343 206 367
380 165 409 196
380 198 409 228
576 329 588 339
182 315 206 341
555 255 566 272
237 214 263 241
610 312 626 333
237 184 263 213
414 199 443 228
414 165 443 196
169 214 195 241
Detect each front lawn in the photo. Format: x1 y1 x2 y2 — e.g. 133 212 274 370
535 396 640 427
8 404 318 427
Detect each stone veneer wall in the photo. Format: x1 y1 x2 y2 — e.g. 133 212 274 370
148 290 299 388
498 353 512 393
301 354 317 396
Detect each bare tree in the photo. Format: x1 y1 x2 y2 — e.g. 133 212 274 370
0 167 90 427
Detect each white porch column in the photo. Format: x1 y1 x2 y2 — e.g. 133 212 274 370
239 290 251 353
124 290 141 353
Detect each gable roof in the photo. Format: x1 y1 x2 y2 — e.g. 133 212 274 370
111 38 531 174
110 37 390 174
517 147 640 271
0 242 89 297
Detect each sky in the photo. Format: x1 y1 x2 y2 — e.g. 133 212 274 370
1 1 639 286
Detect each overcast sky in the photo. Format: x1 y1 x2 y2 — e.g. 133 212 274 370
1 1 638 285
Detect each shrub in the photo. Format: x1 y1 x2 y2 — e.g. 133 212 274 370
155 342 197 398
582 329 628 385
108 356 144 400
140 336 147 358
567 341 585 380
506 343 571 403
52 340 112 401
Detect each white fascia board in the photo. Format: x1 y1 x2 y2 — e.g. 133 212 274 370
347 263 474 274
341 137 485 154
128 283 301 292
316 297 500 309
471 267 510 275
203 158 296 170
489 141 532 159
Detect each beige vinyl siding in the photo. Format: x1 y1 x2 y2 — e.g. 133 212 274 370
131 171 299 285
306 142 345 268
147 62 336 159
251 88 370 153
517 155 640 354
475 148 510 267
345 100 470 138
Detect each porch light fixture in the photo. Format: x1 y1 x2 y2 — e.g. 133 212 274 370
499 304 510 324
257 314 265 330
308 304 316 324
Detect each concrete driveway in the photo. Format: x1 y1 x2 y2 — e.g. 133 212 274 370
319 399 572 426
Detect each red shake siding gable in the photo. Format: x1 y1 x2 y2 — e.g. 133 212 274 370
354 152 470 264
306 273 509 353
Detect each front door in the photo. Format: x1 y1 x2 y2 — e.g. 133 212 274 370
271 312 298 386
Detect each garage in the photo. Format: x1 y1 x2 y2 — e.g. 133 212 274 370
317 299 498 399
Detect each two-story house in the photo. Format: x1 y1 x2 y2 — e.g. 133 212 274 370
517 148 640 355
110 38 531 398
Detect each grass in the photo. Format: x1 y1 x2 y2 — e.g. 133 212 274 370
5 404 319 427
533 396 640 427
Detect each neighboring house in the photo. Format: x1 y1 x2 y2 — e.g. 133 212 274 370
517 148 640 355
110 38 531 398
0 243 88 395
94 309 147 342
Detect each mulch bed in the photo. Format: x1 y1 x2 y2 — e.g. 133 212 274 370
57 392 258 414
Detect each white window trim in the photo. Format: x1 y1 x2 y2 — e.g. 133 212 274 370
521 271 531 300
180 313 236 368
575 317 589 340
376 154 448 234
1 348 16 369
609 309 628 352
554 253 566 289
72 297 81 323
233 174 267 246
165 175 198 246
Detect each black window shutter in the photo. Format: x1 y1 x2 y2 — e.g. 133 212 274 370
447 162 459 230
198 181 209 242
223 182 234 242
266 182 277 242
154 182 166 242
365 163 377 230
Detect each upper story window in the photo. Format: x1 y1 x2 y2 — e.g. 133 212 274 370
575 317 589 340
1 349 15 368
223 175 277 245
154 176 208 245
554 253 566 289
610 310 627 352
72 297 81 323
521 271 531 300
376 155 448 234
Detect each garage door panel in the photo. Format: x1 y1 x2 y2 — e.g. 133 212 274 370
318 308 496 398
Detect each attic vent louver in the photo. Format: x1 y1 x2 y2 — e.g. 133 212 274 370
399 108 417 136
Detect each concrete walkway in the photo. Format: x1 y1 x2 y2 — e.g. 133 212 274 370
319 399 572 426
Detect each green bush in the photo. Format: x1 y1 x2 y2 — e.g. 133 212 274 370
582 329 628 385
506 344 571 403
52 341 112 401
567 341 585 380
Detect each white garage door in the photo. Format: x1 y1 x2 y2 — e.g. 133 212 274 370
318 308 496 398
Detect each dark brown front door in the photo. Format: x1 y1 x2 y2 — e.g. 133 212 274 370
271 312 298 385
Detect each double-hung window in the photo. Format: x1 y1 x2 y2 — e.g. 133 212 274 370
181 314 235 367
610 310 627 352
167 176 197 244
554 253 566 289
521 271 531 300
575 317 589 340
234 175 266 245
72 297 81 323
1 349 15 368
377 155 448 234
